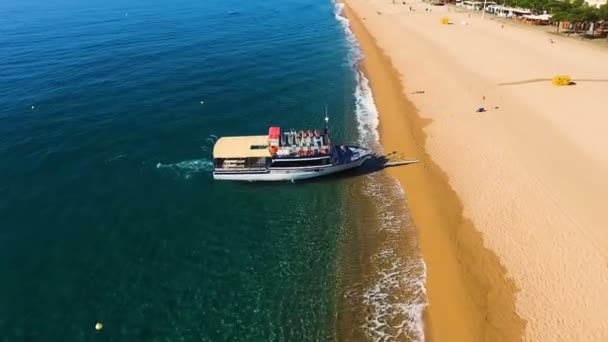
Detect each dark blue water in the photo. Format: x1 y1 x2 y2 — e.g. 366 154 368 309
0 0 365 340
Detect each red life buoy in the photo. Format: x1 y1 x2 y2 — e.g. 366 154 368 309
320 148 327 154
297 150 304 156
306 150 313 156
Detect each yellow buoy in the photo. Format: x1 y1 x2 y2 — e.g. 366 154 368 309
95 322 103 331
551 75 571 86
441 17 450 25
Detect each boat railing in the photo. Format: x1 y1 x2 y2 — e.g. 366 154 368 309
215 167 267 171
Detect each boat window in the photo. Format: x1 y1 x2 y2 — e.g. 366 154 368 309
216 158 246 169
250 145 268 150
215 158 267 169
271 158 330 168
246 157 268 168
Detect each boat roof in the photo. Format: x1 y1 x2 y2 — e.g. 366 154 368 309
213 135 271 158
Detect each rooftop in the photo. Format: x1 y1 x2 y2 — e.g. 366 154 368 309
213 135 271 159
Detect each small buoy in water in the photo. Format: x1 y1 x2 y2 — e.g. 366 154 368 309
200 100 204 105
95 322 103 331
31 105 35 110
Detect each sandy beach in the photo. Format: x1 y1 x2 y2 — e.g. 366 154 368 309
340 0 608 341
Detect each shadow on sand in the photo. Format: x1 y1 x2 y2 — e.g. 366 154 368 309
498 78 608 86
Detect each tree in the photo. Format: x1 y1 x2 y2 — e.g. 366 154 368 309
599 4 608 21
551 11 569 33
582 6 599 23
501 0 603 35
599 4 608 41
571 0 585 8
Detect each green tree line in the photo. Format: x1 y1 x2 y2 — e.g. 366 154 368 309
502 0 608 23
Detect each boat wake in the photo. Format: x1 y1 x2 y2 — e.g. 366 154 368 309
104 153 127 163
335 1 428 341
156 159 213 179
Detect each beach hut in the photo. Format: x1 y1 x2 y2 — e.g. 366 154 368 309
522 13 552 25
462 1 484 10
484 5 531 18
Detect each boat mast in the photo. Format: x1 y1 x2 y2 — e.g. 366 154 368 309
324 105 329 135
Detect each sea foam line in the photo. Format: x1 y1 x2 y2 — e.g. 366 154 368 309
334 1 427 341
354 71 380 148
361 177 427 342
334 2 379 150
334 2 362 67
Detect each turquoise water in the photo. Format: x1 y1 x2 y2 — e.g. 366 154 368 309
1 0 427 340
0 0 361 340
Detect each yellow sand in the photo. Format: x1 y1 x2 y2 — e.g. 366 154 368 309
342 0 608 341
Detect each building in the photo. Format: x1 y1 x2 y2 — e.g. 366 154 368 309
484 5 532 17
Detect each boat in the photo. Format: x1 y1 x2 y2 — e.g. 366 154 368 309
212 115 370 181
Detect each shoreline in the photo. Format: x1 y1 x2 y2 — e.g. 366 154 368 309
339 2 525 341
333 9 428 340
341 0 608 340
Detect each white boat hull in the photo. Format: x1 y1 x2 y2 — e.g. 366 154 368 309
213 155 370 182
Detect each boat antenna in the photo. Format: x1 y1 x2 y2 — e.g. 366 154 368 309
324 105 329 133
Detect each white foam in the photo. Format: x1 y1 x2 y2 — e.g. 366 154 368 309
333 1 428 340
334 2 362 67
156 158 213 179
363 245 427 342
334 2 380 151
354 71 381 149
360 175 428 342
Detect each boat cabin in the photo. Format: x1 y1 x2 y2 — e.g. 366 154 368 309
213 127 335 171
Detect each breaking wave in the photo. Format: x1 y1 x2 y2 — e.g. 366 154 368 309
354 71 380 148
334 1 428 341
360 178 427 342
334 2 362 66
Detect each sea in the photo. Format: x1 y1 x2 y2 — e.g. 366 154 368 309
0 0 426 340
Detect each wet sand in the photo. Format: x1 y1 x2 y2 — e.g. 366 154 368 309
339 2 524 341
341 0 608 341
335 175 424 341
